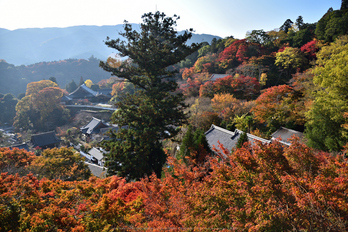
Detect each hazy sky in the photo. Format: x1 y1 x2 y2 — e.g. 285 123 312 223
0 0 341 39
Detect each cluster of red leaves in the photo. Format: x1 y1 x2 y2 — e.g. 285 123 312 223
179 78 203 97
218 39 263 69
1 141 348 231
300 40 319 59
199 74 260 100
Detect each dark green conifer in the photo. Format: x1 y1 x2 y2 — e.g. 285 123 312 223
100 12 201 180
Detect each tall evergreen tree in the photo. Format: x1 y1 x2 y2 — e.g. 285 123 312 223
100 12 201 180
342 0 348 10
280 19 293 33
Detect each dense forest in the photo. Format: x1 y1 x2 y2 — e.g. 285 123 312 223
1 2 348 231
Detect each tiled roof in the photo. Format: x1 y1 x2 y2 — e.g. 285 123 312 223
271 127 304 145
68 84 98 99
31 131 60 148
80 117 108 135
205 125 270 155
88 147 104 161
10 143 30 151
205 125 239 153
85 162 107 178
210 74 230 82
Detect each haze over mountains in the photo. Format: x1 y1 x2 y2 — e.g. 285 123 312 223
0 25 221 65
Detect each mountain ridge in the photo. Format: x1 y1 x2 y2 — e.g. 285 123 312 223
0 25 221 66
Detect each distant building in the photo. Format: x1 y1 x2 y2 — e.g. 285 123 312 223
271 127 304 146
210 74 230 82
31 131 61 149
88 147 105 166
80 117 109 139
85 162 107 178
62 84 112 104
205 125 270 156
9 143 30 152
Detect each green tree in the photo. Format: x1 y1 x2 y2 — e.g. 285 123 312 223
246 29 270 46
0 93 18 125
236 130 248 149
280 19 293 33
275 47 306 80
178 125 211 165
100 12 200 180
65 79 78 93
315 8 348 42
342 0 348 10
295 16 304 30
49 76 58 85
305 36 348 151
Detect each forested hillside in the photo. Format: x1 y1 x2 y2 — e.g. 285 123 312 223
175 5 348 152
0 57 111 96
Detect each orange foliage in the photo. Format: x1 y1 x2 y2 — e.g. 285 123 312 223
1 141 348 230
0 147 35 175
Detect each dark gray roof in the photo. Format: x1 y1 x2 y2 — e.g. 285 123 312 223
85 162 107 178
210 74 230 82
31 131 60 148
96 88 112 97
61 95 72 101
10 143 30 151
271 127 304 145
205 125 270 155
205 125 239 153
68 84 98 99
88 147 104 161
80 117 108 135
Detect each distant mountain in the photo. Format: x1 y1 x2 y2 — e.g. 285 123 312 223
0 25 221 65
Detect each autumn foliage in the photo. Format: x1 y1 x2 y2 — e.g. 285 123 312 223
199 74 260 99
1 140 348 230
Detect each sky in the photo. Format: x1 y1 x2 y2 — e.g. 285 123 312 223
0 0 342 39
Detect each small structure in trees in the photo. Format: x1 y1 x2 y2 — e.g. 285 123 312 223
30 131 61 150
80 117 109 140
88 147 105 166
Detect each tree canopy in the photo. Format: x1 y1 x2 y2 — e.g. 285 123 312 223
305 35 348 151
100 12 201 180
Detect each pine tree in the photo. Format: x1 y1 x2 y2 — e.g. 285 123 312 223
100 12 201 180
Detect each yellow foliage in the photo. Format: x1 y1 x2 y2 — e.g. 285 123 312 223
84 79 93 88
260 73 267 86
